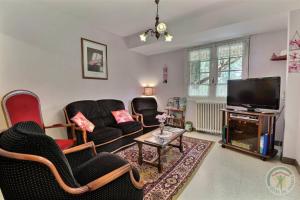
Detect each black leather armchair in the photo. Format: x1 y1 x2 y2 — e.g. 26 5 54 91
131 97 163 133
0 121 144 200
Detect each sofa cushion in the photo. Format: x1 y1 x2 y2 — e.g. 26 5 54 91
143 116 160 126
115 121 142 135
88 127 122 145
65 100 104 128
97 99 126 126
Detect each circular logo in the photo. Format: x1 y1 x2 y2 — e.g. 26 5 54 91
265 166 295 196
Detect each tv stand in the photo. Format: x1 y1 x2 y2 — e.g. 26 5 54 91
220 109 278 160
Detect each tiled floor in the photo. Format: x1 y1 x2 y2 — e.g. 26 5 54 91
177 132 300 200
1 132 299 200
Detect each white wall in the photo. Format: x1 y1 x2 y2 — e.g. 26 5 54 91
0 2 151 138
249 30 287 141
283 9 300 163
147 50 185 111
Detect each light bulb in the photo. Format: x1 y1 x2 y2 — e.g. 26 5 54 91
165 33 173 42
156 22 167 34
140 33 147 42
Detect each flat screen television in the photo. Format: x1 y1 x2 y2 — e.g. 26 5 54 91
227 77 280 111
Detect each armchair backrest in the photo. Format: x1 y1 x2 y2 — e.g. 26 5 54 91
132 97 158 115
0 121 79 188
2 90 44 128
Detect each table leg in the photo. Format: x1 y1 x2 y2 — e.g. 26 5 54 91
137 143 143 165
157 147 162 173
179 135 183 153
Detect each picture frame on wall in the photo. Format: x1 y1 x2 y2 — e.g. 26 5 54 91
81 38 108 79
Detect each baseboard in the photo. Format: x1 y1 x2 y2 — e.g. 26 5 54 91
281 157 296 165
195 130 221 135
274 140 283 146
281 157 300 174
296 159 300 174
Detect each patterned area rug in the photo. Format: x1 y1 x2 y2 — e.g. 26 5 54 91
116 136 214 200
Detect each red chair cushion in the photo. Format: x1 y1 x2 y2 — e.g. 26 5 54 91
55 139 74 150
4 94 44 128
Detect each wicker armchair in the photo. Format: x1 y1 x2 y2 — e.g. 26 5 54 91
0 121 144 200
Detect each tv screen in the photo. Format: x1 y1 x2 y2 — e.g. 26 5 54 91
227 77 280 110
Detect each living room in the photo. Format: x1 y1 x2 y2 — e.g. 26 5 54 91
0 0 300 199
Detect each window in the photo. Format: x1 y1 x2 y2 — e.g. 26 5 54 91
188 38 249 100
189 48 211 97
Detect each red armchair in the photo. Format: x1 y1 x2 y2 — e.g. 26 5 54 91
1 90 75 150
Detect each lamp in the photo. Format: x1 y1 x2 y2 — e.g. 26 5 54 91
143 87 155 96
139 0 173 42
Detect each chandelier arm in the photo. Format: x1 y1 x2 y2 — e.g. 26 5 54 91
140 0 172 42
145 29 155 36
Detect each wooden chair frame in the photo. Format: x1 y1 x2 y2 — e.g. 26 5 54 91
0 142 144 195
131 102 161 128
1 90 76 141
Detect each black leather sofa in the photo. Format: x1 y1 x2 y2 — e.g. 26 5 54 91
64 99 143 153
131 97 163 133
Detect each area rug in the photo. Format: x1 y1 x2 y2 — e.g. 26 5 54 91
116 136 214 200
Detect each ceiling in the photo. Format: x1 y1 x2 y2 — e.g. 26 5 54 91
2 0 300 55
38 0 230 37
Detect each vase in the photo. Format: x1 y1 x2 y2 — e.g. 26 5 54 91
159 123 164 134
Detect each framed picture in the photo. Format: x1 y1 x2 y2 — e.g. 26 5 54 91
81 38 108 79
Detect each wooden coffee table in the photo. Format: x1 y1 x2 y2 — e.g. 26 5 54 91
134 126 186 173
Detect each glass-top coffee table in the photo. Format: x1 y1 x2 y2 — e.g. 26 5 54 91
134 126 186 173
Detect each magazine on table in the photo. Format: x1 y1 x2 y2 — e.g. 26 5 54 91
164 126 185 134
144 127 184 145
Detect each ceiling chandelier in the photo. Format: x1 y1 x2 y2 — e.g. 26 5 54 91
139 0 173 42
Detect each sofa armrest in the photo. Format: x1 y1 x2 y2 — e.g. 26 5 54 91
44 123 76 140
64 142 97 169
73 152 144 190
132 114 141 121
44 123 73 129
63 142 96 155
86 164 144 191
73 127 88 144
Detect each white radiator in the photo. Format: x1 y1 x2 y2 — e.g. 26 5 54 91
196 102 226 134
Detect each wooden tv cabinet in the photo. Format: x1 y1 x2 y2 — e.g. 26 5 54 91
220 109 278 160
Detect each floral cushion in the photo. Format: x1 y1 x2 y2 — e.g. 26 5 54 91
71 112 95 132
111 110 134 124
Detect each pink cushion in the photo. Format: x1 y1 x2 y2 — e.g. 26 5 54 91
71 112 95 132
111 110 134 124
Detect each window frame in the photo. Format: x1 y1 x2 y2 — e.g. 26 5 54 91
186 37 250 103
